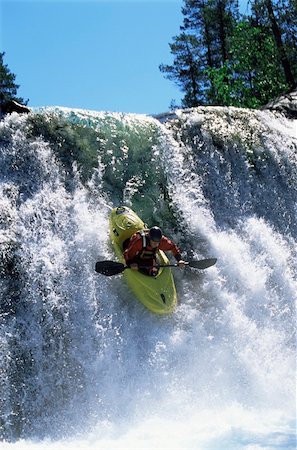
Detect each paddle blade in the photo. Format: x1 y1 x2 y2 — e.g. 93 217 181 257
95 260 126 276
188 258 217 270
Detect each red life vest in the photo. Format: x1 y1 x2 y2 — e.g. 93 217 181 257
137 231 158 260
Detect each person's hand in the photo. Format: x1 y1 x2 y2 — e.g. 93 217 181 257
178 260 186 268
150 267 159 277
130 263 138 271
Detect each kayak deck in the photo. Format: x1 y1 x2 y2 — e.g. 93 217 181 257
109 206 177 314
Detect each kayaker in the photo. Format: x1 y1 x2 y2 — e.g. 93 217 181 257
123 226 186 276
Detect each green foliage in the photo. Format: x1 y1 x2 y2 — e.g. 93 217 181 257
0 52 28 106
160 0 296 108
207 21 288 107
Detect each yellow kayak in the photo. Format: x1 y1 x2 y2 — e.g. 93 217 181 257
109 206 177 314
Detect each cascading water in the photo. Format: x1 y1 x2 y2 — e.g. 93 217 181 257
0 105 296 449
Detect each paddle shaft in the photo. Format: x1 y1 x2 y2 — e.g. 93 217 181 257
95 258 217 276
138 262 188 269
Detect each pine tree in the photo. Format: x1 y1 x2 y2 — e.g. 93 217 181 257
160 0 295 109
160 0 240 107
0 52 28 107
207 20 288 107
180 0 218 103
251 0 296 89
278 0 297 81
208 0 296 107
272 0 297 84
264 0 296 88
159 33 204 107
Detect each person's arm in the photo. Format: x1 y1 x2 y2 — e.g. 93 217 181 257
123 235 142 266
159 236 183 261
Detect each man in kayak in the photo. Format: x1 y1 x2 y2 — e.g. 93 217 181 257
123 226 186 276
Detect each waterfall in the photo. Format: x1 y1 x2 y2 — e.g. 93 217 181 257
0 106 296 449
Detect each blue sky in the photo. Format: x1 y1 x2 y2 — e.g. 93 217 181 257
1 0 249 115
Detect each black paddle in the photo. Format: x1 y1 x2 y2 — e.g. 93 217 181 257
95 258 217 277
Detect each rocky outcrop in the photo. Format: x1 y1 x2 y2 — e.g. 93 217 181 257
0 100 30 116
261 89 297 119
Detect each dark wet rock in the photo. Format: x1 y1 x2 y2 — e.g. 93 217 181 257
0 100 30 116
261 89 297 119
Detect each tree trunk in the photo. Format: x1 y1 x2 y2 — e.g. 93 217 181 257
218 0 228 63
265 0 296 88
